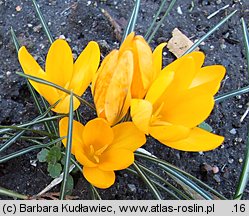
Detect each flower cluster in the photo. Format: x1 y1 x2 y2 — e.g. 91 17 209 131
18 32 225 188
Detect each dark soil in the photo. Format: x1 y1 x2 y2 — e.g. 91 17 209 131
0 0 249 200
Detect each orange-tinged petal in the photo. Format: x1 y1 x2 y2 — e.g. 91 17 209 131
105 51 134 125
83 118 114 150
99 149 134 171
18 46 60 105
111 122 146 151
149 124 190 142
134 36 153 89
45 39 73 87
130 36 153 99
119 32 135 54
152 42 167 80
92 50 119 119
145 70 174 107
83 167 115 189
162 90 214 128
190 65 226 95
52 95 80 114
59 117 85 155
130 99 152 134
160 127 224 152
70 41 100 95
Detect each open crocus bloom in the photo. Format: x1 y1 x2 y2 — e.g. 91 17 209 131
92 49 134 126
131 52 226 152
59 117 146 188
119 32 166 99
18 39 100 113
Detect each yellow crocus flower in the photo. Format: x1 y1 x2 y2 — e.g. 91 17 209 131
131 52 226 152
18 39 100 113
119 32 166 99
59 117 146 188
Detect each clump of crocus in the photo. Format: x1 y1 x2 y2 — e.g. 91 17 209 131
131 52 226 151
18 39 100 113
59 117 146 188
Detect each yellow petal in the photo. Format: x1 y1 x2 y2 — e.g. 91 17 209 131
18 46 60 105
83 118 114 150
152 42 167 80
75 149 97 167
52 95 80 114
162 51 205 75
130 99 152 134
45 39 73 87
162 90 214 128
59 117 84 155
83 167 115 189
145 70 174 107
160 55 197 107
160 127 224 152
70 41 100 95
99 149 134 171
105 51 134 125
190 65 226 95
111 122 146 151
149 124 190 142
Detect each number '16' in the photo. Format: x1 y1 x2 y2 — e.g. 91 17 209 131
234 204 246 212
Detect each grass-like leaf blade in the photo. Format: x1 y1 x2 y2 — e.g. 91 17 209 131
184 10 237 55
59 92 74 200
133 161 162 200
122 0 141 42
147 0 177 43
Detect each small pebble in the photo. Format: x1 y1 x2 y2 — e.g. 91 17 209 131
216 0 222 4
6 71 11 76
212 166 219 174
229 128 237 135
27 23 33 28
220 44 227 49
228 158 234 164
15 5 22 12
59 35 66 40
213 174 221 183
128 184 137 193
239 158 243 163
177 6 183 15
33 24 42 32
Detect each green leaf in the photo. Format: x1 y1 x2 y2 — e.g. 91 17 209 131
37 148 49 162
64 174 74 195
121 0 141 42
0 186 28 200
198 122 213 132
48 163 62 178
146 0 177 43
16 72 95 110
59 91 74 200
31 0 53 44
184 10 237 55
46 146 61 164
215 85 249 103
